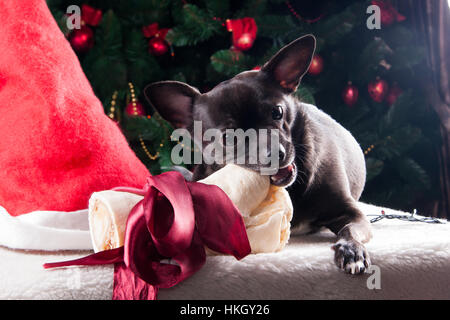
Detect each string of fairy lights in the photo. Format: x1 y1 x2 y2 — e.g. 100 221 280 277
285 1 325 23
369 209 446 224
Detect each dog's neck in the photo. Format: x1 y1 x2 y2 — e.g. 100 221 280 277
291 100 316 194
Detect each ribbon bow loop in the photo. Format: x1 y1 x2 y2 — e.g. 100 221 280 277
81 4 102 26
226 17 258 51
142 23 170 40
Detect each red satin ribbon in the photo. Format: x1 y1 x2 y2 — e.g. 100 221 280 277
81 4 102 26
371 0 406 25
225 17 257 51
44 171 251 300
142 23 169 40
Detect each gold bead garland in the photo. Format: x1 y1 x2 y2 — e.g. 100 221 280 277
108 83 199 161
139 136 160 160
364 136 391 156
128 82 139 115
169 134 200 153
108 90 118 119
364 144 375 155
127 82 162 161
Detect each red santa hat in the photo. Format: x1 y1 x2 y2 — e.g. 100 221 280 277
0 0 150 216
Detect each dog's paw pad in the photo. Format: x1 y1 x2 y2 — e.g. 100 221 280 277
332 240 371 275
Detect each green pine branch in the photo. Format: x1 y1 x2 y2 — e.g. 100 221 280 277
210 49 252 77
166 4 223 46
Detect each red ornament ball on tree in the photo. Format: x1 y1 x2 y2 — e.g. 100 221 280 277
148 37 169 56
368 78 389 103
125 101 145 116
308 55 324 75
386 83 403 106
342 82 359 107
69 25 95 53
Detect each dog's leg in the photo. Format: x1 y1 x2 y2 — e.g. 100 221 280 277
327 203 373 274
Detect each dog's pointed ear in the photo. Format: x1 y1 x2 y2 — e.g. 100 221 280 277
261 34 316 92
144 81 200 129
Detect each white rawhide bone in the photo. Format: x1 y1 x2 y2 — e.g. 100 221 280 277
199 164 293 253
88 191 143 252
88 164 293 253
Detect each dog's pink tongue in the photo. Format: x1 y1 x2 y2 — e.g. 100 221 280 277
271 164 294 180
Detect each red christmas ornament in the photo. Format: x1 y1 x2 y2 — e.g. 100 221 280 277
386 83 403 106
148 37 169 56
68 5 102 54
147 37 168 56
368 78 389 103
142 23 170 56
342 82 359 107
371 0 406 26
308 55 324 75
69 25 94 53
226 17 257 51
125 101 146 116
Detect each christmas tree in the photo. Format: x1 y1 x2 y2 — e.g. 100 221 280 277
47 0 442 215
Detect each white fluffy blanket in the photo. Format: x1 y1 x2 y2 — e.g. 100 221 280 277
0 203 449 299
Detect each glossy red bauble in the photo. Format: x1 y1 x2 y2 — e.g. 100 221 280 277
342 82 359 107
148 37 169 56
368 78 389 103
69 25 95 53
308 55 324 76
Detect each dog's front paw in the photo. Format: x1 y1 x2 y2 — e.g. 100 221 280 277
332 240 371 274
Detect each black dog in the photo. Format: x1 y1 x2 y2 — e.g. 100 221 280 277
144 35 373 274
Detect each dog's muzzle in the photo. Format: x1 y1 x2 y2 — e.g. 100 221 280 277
270 162 297 187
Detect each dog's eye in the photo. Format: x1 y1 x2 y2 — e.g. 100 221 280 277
272 105 283 120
